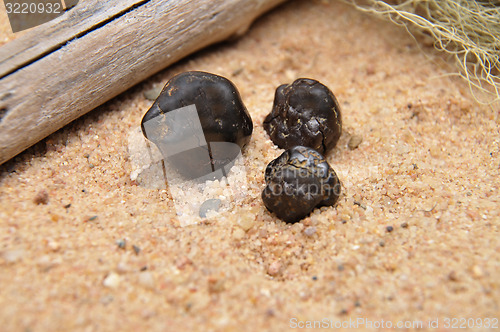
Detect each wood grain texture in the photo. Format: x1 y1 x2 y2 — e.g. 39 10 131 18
0 0 287 165
0 0 149 78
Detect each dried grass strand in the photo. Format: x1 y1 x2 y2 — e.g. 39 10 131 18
346 0 500 104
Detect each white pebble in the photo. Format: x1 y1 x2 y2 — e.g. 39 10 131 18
304 227 317 237
2 249 24 263
138 271 155 289
48 240 60 252
103 273 121 288
116 261 130 274
233 228 246 240
268 261 281 276
238 215 256 232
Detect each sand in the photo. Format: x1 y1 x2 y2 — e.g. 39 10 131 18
1 0 499 331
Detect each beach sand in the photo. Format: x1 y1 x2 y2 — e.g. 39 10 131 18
1 0 499 330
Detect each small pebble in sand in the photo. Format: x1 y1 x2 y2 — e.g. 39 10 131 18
48 240 60 252
175 256 193 270
103 273 121 288
33 189 49 205
268 262 281 276
199 199 221 218
237 213 256 231
472 265 484 278
2 249 25 263
304 226 317 237
348 134 363 150
429 145 443 158
448 271 458 281
265 309 276 317
232 228 246 240
386 226 394 233
100 295 114 305
208 277 225 294
116 239 126 249
133 245 141 255
353 200 366 209
138 271 155 289
116 261 131 273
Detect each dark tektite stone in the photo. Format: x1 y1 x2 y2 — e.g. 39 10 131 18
263 78 342 154
262 146 341 223
141 71 253 180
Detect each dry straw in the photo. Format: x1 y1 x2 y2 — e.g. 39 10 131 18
346 0 500 104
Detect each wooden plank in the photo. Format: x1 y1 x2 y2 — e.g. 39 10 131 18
0 0 287 165
0 0 150 78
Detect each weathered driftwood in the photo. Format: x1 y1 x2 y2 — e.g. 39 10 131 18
0 0 287 165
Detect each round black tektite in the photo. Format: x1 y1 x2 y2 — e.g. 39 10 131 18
141 71 253 180
262 146 341 223
263 78 342 154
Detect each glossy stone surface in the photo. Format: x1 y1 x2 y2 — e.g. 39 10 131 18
262 146 341 223
141 71 253 180
263 78 342 154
